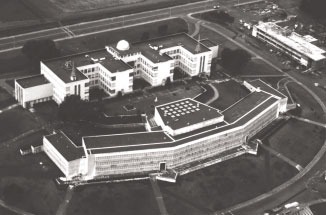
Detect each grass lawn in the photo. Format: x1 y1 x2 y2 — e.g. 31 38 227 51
0 87 15 109
267 118 325 167
210 80 250 111
33 100 59 123
243 76 286 90
0 106 41 142
240 59 284 76
0 0 38 22
194 84 215 104
160 153 297 213
67 181 160 215
58 18 188 55
0 130 64 215
0 50 36 76
287 82 326 123
103 81 203 116
0 206 17 215
311 202 326 215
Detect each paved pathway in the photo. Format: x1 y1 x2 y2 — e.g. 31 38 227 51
190 20 203 37
206 83 219 105
0 79 14 96
56 185 75 215
291 116 326 128
149 175 169 215
188 14 326 215
0 199 34 215
0 103 19 114
258 142 303 171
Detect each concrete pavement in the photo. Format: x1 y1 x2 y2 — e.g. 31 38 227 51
149 175 169 215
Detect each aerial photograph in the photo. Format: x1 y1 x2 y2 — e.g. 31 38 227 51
0 0 326 214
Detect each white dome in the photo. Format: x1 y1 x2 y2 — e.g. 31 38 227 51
116 40 130 51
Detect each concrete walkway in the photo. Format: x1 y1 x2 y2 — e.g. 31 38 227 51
206 83 219 105
149 175 169 215
291 116 326 128
56 185 75 215
0 199 35 215
259 142 304 171
0 79 14 96
188 14 326 215
0 103 19 114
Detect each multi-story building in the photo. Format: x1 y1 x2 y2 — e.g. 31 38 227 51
252 22 326 69
15 33 218 106
43 79 288 181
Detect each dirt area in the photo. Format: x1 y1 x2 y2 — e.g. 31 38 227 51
268 118 325 167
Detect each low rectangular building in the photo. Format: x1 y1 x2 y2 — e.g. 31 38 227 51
15 75 53 108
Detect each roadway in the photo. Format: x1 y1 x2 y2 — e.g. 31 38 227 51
189 15 326 215
0 0 219 52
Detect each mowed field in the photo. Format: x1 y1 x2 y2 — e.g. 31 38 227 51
49 0 202 13
0 0 38 22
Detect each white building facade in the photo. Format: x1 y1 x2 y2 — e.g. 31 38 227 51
252 22 326 69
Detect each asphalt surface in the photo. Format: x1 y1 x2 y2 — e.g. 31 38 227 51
194 17 326 215
0 0 218 52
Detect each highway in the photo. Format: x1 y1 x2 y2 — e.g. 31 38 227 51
1 0 325 214
0 0 218 52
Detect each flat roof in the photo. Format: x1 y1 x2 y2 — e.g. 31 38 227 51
256 22 326 61
222 91 272 124
45 131 85 161
100 59 132 73
43 59 89 84
113 33 211 63
200 39 217 48
87 96 279 153
46 91 279 156
156 98 223 130
16 75 50 88
84 131 174 154
247 79 287 99
79 92 278 153
43 49 132 83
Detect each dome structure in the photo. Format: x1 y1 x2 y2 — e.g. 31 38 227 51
116 40 130 51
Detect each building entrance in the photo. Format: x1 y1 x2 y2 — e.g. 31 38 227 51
159 162 166 171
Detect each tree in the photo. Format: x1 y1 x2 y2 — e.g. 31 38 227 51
58 95 95 121
300 0 326 19
221 48 251 75
22 39 60 68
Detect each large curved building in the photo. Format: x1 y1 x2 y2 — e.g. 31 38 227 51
43 79 288 182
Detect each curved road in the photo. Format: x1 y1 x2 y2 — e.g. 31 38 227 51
186 14 326 215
